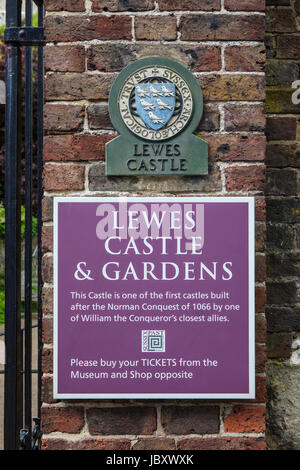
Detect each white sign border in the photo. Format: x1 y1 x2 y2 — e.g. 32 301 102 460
53 196 255 399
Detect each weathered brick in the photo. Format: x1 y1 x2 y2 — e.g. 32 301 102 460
205 135 265 162
267 252 300 278
159 0 221 10
132 439 176 450
256 253 267 282
42 196 53 222
225 0 265 10
43 163 85 191
267 223 295 250
224 406 265 433
161 406 219 434
265 34 276 59
44 104 85 133
256 344 267 372
255 197 266 221
45 73 115 101
135 16 177 41
267 333 293 359
256 286 266 313
266 306 300 333
87 104 113 130
277 35 300 59
42 407 84 434
266 143 300 168
199 75 265 101
42 438 131 450
42 255 53 284
225 165 265 192
225 45 265 72
42 225 53 253
266 60 299 86
87 43 222 73
256 223 266 252
87 407 157 435
44 134 115 162
89 162 222 193
42 347 53 374
265 89 300 114
43 317 53 345
224 104 265 132
256 313 267 343
179 15 265 41
45 46 85 72
266 7 296 32
41 376 58 405
266 117 297 141
45 15 132 42
198 106 220 132
178 437 266 450
266 198 300 223
266 168 299 196
92 0 155 11
42 286 53 315
45 0 85 11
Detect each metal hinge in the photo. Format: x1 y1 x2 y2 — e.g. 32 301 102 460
4 27 44 46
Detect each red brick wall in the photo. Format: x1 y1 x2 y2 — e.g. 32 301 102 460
42 0 266 450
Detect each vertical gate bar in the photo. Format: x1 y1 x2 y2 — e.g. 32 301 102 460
4 0 23 450
24 0 33 449
36 0 44 420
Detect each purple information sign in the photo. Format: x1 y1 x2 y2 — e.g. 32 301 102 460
54 197 255 399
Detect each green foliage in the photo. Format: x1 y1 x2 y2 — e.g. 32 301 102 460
0 203 38 240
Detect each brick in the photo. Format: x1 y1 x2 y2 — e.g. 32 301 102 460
265 89 300 114
42 438 131 450
45 0 85 11
42 255 53 284
266 168 299 196
225 0 265 10
42 407 84 434
45 15 132 42
225 165 265 192
256 313 267 343
41 376 58 405
44 104 85 133
87 43 222 73
256 254 266 282
199 75 265 101
277 35 300 59
266 117 297 141
267 333 293 359
178 437 266 450
256 223 266 251
135 16 177 41
87 407 157 435
225 45 265 72
266 60 299 86
205 135 265 162
45 73 115 101
43 317 53 344
255 286 266 313
266 7 296 32
224 104 265 132
44 134 115 162
267 252 300 278
42 225 53 252
45 46 85 72
267 223 295 250
92 0 155 11
159 0 221 10
256 344 266 372
89 162 222 193
266 144 300 168
224 406 265 433
132 439 176 450
87 104 113 130
42 286 53 315
255 197 266 221
198 106 220 132
43 163 85 191
253 375 266 403
42 347 53 374
265 35 276 59
179 15 265 41
266 306 300 333
161 406 219 434
42 196 53 222
266 198 300 223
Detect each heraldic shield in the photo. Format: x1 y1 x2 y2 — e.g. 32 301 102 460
135 83 176 131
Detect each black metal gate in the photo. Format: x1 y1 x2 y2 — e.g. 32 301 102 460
2 0 44 450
